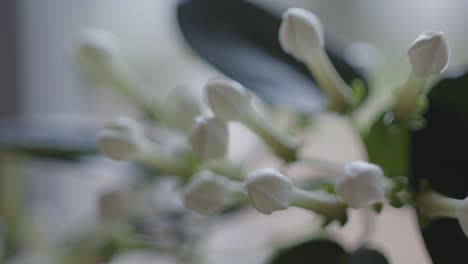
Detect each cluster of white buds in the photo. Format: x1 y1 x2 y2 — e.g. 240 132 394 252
180 167 346 221
335 161 387 209
98 117 191 177
204 78 298 162
182 171 244 215
189 115 229 161
417 192 468 238
279 8 354 113
393 30 450 122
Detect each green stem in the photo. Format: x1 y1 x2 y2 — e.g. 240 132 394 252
393 71 427 122
291 188 346 219
244 113 298 162
137 142 193 178
106 64 160 122
417 191 461 219
306 48 354 113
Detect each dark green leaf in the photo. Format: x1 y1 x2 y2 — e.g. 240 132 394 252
363 113 410 177
269 239 348 264
177 0 367 114
410 67 468 262
350 248 389 264
0 118 97 160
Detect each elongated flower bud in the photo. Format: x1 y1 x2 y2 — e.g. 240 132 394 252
279 8 354 113
189 115 229 160
245 170 300 215
245 168 346 219
279 8 324 62
73 29 120 82
74 29 156 119
245 168 293 215
335 161 386 209
182 171 243 215
163 84 202 132
204 78 298 162
98 117 144 160
393 30 450 122
408 30 450 77
204 78 253 122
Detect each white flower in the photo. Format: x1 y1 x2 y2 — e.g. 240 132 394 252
182 171 242 215
335 161 386 209
98 117 144 160
245 168 294 215
163 84 202 132
457 197 468 237
408 30 450 77
189 115 229 160
204 78 253 122
279 8 324 62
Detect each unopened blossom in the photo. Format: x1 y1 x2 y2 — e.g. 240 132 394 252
245 168 346 218
98 117 144 160
394 30 450 122
189 115 229 160
407 30 450 77
73 29 120 80
204 78 253 122
279 8 354 112
163 84 202 132
204 78 297 162
335 161 386 209
182 171 243 215
279 7 324 61
245 168 294 215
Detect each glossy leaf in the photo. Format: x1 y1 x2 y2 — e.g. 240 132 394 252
350 248 389 264
269 239 347 264
363 113 410 177
0 118 97 160
410 67 468 262
269 239 389 264
177 0 367 114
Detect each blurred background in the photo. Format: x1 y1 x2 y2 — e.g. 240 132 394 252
1 0 468 263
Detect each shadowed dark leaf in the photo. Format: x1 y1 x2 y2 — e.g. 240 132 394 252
177 0 367 114
410 66 468 262
0 118 98 160
269 239 348 264
350 248 389 264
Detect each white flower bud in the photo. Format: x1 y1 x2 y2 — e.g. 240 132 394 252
408 30 450 77
73 29 120 81
189 115 228 160
245 168 294 215
279 8 324 62
457 197 468 238
98 117 144 160
182 171 242 215
335 161 386 209
204 78 253 122
163 84 202 131
278 9 354 112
